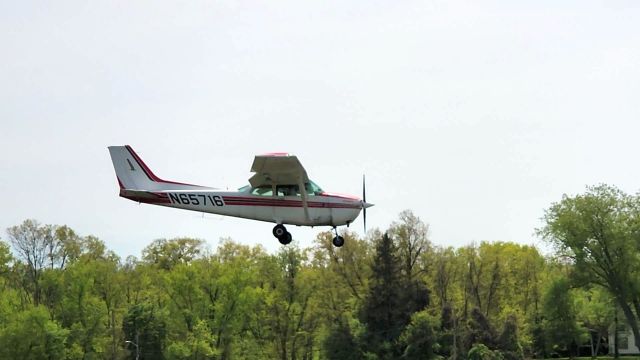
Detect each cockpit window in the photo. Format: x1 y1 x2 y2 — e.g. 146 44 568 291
241 180 323 197
251 186 273 196
277 185 299 196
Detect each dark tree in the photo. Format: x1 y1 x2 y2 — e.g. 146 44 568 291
123 302 167 360
437 303 456 359
400 311 438 360
324 319 361 360
541 277 581 358
498 314 524 360
465 308 498 350
361 233 406 359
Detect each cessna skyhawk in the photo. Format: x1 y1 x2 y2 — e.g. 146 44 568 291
108 146 373 247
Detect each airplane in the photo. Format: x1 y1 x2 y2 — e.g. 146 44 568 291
107 145 373 247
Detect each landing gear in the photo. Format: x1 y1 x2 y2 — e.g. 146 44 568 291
273 224 286 238
279 232 292 245
273 224 292 245
331 227 344 248
332 235 344 247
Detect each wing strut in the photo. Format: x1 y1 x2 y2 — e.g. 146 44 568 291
298 177 310 221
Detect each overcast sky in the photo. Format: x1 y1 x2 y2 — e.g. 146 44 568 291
2 0 639 257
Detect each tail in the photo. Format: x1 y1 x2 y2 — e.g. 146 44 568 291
108 145 208 191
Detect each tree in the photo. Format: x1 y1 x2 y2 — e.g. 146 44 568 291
142 238 204 270
6 219 49 304
361 233 406 359
389 210 431 284
390 211 431 317
539 184 640 348
0 306 68 360
0 239 12 281
498 314 523 360
466 307 498 350
123 302 167 360
541 277 582 357
400 310 438 360
574 287 614 357
468 344 504 360
324 319 360 360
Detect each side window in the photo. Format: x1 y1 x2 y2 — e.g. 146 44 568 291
251 186 273 196
276 185 300 196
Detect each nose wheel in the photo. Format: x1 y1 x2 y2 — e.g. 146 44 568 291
332 235 344 247
273 224 292 245
332 227 344 247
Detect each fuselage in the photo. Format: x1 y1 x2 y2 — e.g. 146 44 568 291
120 188 364 227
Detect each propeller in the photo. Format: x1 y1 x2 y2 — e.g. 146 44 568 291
362 174 368 233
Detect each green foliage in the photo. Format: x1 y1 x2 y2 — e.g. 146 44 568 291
123 302 167 360
468 344 504 360
142 237 204 270
324 319 361 360
361 233 406 359
400 310 439 360
0 239 12 275
542 277 583 357
165 320 218 360
0 306 68 360
466 307 498 350
2 202 633 359
498 314 524 360
539 184 640 347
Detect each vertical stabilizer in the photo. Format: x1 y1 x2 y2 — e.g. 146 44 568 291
107 145 207 191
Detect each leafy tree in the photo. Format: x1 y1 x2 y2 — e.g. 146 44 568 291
539 184 640 348
312 230 372 301
541 277 582 357
574 287 614 357
123 302 167 360
165 320 218 360
389 210 431 284
390 211 431 317
468 344 504 360
0 306 68 360
7 219 49 304
466 307 498 350
400 310 438 360
142 238 204 270
498 314 523 360
437 303 457 359
0 239 12 276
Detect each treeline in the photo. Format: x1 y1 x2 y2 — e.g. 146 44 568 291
0 185 636 360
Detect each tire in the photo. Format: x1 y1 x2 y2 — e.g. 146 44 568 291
279 232 293 245
332 235 344 247
273 224 286 238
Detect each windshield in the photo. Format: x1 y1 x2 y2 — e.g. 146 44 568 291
305 180 323 195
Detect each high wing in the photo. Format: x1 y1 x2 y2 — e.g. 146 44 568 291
249 153 311 220
249 153 309 187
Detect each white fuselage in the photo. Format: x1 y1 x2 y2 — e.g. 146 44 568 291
121 188 363 227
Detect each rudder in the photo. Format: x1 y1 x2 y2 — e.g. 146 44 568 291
107 145 207 191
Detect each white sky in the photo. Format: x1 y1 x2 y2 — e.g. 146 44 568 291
1 0 639 257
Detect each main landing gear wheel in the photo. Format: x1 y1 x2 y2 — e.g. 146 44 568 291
273 224 287 238
332 235 345 247
279 232 293 245
273 224 292 245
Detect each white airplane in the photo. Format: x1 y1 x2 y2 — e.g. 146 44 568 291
108 146 373 247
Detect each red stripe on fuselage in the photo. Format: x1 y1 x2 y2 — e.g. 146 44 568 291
121 191 171 204
221 196 360 209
